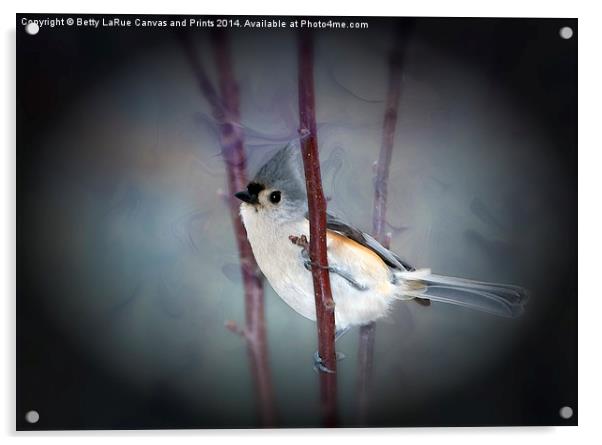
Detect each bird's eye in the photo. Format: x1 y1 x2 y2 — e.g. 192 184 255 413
269 191 281 204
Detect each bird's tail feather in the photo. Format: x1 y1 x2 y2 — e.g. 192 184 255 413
394 269 528 318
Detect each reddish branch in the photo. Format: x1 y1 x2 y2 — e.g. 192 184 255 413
372 52 404 244
181 32 276 427
357 23 412 423
356 321 376 423
297 32 338 427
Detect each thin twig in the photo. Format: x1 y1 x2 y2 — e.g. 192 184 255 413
372 44 406 244
357 21 413 424
180 31 277 427
356 321 376 423
297 31 338 427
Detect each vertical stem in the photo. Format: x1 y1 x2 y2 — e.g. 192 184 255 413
372 51 404 245
212 33 277 427
297 31 338 427
357 23 411 424
180 32 277 427
356 321 376 424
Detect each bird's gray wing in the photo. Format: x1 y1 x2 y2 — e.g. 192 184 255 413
322 212 413 271
305 212 429 305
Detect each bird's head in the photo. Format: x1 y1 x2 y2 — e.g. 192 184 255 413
235 145 307 223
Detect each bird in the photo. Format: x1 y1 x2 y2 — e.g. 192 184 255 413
235 145 527 369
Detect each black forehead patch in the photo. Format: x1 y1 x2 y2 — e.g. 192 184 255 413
247 182 265 196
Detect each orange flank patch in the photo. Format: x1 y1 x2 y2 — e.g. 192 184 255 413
326 230 388 273
326 230 391 293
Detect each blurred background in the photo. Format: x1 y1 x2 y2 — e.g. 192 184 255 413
17 15 576 429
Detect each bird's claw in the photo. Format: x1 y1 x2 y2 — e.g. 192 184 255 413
313 350 345 374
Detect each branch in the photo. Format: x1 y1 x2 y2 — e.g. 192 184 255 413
180 31 277 427
372 36 408 245
356 321 376 423
357 21 414 424
297 31 338 427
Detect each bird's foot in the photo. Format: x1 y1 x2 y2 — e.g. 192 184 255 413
313 350 346 374
289 234 310 254
290 235 331 271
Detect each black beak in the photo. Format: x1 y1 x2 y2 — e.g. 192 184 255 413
234 190 259 205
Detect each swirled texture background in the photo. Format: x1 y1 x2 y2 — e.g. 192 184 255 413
17 15 576 429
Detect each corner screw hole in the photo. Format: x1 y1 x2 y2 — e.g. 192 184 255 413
559 27 573 40
25 410 39 424
25 22 39 35
559 406 573 419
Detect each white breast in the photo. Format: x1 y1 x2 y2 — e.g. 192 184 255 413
239 203 396 329
240 204 318 321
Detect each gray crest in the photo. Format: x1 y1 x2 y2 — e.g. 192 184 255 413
252 145 307 204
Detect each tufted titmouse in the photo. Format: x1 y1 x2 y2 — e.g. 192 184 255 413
235 146 527 334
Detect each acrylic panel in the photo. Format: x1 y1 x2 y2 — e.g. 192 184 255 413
17 14 577 429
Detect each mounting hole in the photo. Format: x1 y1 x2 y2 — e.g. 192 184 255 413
559 26 573 40
25 22 39 36
559 406 573 419
25 410 39 424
